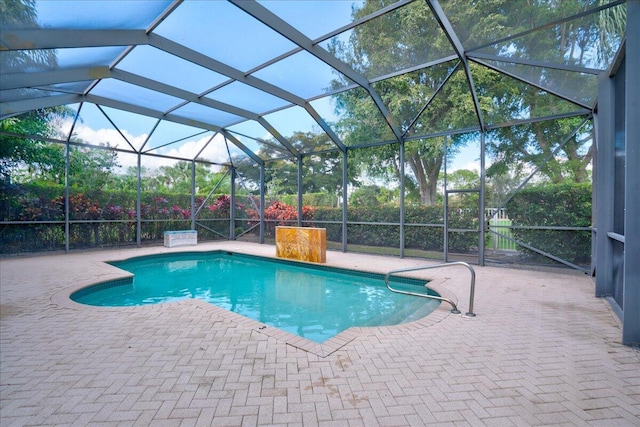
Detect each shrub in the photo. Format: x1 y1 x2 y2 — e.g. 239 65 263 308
314 204 477 252
278 193 338 207
1 181 591 264
507 182 591 266
247 201 316 236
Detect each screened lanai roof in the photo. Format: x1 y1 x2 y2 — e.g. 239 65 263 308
0 0 626 167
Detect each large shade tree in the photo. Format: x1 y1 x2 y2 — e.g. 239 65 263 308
327 0 469 206
0 0 68 184
436 0 622 186
234 131 358 200
327 0 624 205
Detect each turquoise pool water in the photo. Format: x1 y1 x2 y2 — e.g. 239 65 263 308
71 251 440 343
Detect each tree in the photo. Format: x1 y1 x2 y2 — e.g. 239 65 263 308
327 0 623 203
485 170 526 208
110 166 145 193
138 161 230 195
327 1 489 205
3 127 120 192
234 131 357 200
449 0 623 184
158 161 192 193
68 145 120 194
0 109 72 184
446 169 480 190
350 185 397 208
486 116 594 184
0 0 69 184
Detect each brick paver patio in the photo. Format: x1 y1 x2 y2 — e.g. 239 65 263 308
1 241 639 426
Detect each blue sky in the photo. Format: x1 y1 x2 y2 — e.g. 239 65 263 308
37 1 358 169
37 0 481 175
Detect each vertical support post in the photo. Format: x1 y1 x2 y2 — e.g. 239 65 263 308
623 0 640 346
479 132 486 266
595 74 615 297
136 153 142 248
443 136 449 262
64 140 70 253
399 141 405 258
63 105 82 254
590 122 597 277
260 164 265 244
342 150 348 252
190 161 196 230
230 167 236 240
297 155 303 227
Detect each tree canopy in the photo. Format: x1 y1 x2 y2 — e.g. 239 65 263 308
1 0 625 209
323 0 623 205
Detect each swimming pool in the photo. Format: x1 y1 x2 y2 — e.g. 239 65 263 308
71 251 441 343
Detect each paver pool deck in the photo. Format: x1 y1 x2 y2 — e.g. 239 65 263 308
1 241 639 426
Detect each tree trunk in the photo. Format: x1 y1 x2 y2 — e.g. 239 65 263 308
563 138 594 183
426 168 439 205
407 152 442 206
533 123 564 184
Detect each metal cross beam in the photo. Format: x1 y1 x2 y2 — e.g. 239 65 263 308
228 0 404 143
149 34 344 153
84 94 264 165
426 0 486 131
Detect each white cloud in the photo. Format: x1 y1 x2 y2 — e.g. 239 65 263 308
152 133 229 172
59 120 230 173
62 120 147 151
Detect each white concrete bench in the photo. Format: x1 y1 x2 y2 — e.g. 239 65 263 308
163 230 197 248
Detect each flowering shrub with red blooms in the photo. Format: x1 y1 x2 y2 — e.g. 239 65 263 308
18 194 101 221
215 194 231 208
262 201 315 224
204 195 244 219
19 204 45 221
264 201 297 223
153 196 168 204
50 194 101 220
5 186 311 252
102 205 123 220
246 201 315 236
151 196 167 214
301 206 315 221
207 195 231 215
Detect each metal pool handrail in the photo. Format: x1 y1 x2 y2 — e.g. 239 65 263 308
384 261 476 317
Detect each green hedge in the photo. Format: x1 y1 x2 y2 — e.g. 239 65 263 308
507 183 591 266
313 205 477 252
0 182 242 253
1 181 592 264
277 193 338 207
